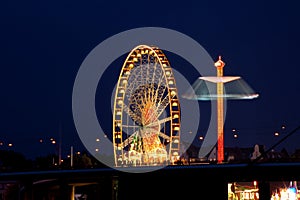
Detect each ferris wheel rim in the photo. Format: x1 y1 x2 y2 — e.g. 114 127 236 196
112 44 181 167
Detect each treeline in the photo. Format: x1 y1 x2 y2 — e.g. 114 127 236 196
0 150 108 172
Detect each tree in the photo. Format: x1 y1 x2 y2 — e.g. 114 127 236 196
0 150 32 171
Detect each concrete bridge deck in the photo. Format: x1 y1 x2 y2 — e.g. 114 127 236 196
0 162 299 199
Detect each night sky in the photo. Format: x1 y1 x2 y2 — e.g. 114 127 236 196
0 1 299 160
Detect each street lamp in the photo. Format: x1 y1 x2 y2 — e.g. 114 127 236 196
232 128 238 138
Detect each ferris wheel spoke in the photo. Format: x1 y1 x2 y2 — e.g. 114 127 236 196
126 72 145 112
139 64 151 107
123 103 142 125
150 94 171 124
130 86 147 118
125 79 137 100
152 75 166 105
143 65 150 103
155 92 177 121
149 61 160 102
158 132 171 140
145 116 173 129
144 75 167 125
157 98 170 116
140 127 170 141
143 105 159 125
122 124 140 128
140 126 159 135
122 130 139 148
149 64 165 102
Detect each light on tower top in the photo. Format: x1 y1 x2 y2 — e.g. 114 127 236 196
214 55 225 69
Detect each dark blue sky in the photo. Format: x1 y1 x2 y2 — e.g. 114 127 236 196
0 1 299 159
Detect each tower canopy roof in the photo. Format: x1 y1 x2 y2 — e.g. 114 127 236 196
182 76 259 100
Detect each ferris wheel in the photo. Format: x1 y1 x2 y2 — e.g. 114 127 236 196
112 45 181 167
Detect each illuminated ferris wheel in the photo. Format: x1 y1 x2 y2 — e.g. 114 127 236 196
113 45 181 167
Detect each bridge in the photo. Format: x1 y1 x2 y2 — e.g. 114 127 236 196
1 162 300 199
